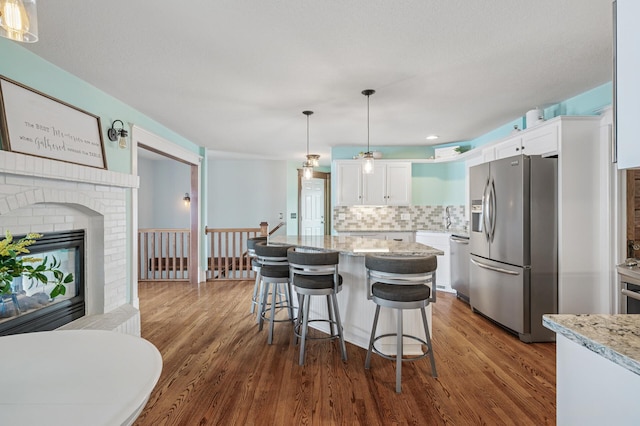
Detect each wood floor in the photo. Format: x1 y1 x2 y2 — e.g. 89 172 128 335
134 280 556 425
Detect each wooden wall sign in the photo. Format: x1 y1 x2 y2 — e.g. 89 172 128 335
0 76 107 169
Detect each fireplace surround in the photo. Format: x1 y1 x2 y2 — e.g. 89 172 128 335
0 150 140 335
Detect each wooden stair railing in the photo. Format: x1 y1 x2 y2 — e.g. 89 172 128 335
204 226 266 281
138 223 285 282
138 228 190 281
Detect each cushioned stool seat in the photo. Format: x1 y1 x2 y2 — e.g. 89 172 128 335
365 254 438 393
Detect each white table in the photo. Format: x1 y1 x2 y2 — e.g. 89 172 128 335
0 330 162 426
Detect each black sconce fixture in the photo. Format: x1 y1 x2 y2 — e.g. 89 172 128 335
183 192 191 206
107 119 128 149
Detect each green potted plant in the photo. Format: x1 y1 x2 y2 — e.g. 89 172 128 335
0 231 73 299
454 145 472 154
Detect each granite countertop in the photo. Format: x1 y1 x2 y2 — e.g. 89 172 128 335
617 262 640 284
543 314 640 376
334 228 470 237
269 235 444 257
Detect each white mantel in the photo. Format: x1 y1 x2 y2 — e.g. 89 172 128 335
0 150 140 335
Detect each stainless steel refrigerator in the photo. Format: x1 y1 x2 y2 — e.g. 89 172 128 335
469 155 557 342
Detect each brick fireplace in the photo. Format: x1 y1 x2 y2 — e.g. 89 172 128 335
0 150 140 335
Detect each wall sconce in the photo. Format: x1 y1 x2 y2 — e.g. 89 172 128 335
183 192 191 206
107 119 128 149
0 0 38 43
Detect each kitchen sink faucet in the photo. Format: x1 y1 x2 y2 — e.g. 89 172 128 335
445 206 452 230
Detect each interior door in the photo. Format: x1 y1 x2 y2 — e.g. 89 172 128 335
300 178 325 236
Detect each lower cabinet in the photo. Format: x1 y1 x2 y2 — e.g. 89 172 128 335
415 231 452 292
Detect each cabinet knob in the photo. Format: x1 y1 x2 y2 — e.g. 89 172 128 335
515 147 519 151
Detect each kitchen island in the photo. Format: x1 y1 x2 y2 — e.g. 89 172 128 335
269 235 443 354
543 314 640 426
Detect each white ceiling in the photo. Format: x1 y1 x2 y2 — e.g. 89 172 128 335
24 0 613 165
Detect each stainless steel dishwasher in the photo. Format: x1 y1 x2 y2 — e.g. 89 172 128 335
450 234 470 303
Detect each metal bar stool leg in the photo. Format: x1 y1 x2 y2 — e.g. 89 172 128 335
421 307 438 378
268 283 277 344
365 305 381 369
294 293 303 345
326 295 335 337
258 279 269 331
255 277 264 324
299 294 311 366
396 308 403 393
250 271 261 314
286 282 295 321
331 293 347 361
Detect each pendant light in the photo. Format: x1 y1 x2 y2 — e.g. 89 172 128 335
361 89 375 174
302 110 315 180
0 0 38 43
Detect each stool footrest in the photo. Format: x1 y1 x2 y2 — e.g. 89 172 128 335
294 319 342 341
370 333 432 363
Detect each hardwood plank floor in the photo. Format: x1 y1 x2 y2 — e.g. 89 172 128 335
134 280 556 425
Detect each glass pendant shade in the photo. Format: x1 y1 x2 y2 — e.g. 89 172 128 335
0 0 38 43
362 152 375 174
301 111 316 180
302 161 313 180
306 154 320 167
118 134 127 149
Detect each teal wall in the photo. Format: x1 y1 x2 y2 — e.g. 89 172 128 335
329 82 612 206
0 38 201 173
412 162 466 205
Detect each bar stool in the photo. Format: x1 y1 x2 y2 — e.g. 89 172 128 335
364 254 438 393
247 236 267 316
254 242 294 344
287 247 347 366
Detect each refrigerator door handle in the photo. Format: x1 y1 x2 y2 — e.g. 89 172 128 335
470 258 520 276
482 179 491 241
489 179 497 242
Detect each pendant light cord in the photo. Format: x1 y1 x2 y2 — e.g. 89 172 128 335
361 89 375 154
307 113 310 156
366 95 370 153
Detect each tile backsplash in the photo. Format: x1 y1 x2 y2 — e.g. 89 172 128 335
333 205 467 232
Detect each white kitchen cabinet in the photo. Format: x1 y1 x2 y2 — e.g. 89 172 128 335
494 136 523 160
616 0 640 169
489 120 559 161
335 161 363 205
522 121 559 157
383 231 415 242
335 160 411 206
415 231 452 292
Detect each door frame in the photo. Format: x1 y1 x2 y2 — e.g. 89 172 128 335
297 169 331 235
132 126 203 296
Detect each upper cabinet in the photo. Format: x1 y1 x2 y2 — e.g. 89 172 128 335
615 0 640 169
335 161 363 205
335 160 412 206
484 121 560 162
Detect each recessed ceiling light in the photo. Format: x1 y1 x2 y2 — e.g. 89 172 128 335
426 135 439 140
